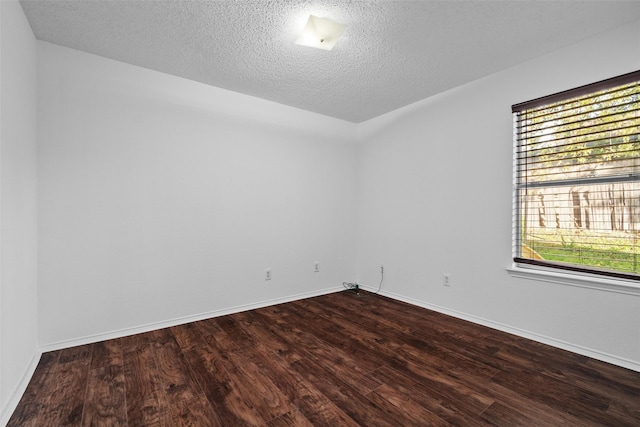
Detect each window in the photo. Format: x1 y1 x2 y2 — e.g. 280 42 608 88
512 71 640 281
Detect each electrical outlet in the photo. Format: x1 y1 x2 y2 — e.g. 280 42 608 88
314 262 319 273
265 269 272 281
443 274 451 287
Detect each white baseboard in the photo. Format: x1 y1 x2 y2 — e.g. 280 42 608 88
40 286 342 353
360 285 640 373
1 349 41 427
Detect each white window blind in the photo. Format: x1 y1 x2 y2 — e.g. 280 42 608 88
512 71 640 281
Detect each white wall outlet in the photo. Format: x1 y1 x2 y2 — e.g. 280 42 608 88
265 269 272 281
443 274 451 287
314 262 319 273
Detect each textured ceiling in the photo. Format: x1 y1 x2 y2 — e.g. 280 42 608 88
19 0 640 123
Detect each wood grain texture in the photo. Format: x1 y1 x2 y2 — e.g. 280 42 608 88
122 333 172 427
82 340 127 426
8 290 640 426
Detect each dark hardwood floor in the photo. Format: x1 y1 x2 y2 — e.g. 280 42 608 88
8 290 640 426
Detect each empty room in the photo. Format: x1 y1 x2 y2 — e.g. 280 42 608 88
2 0 639 425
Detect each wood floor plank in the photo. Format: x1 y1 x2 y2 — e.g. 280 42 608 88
331 293 508 370
82 366 127 426
147 328 220 427
289 297 497 419
281 301 388 373
309 293 502 392
122 333 173 427
265 410 314 427
489 367 617 425
81 340 128 426
255 306 381 372
466 369 606 426
370 365 493 427
198 318 296 423
35 345 93 426
172 322 262 426
289 357 401 427
8 290 640 426
220 309 304 366
479 401 554 427
606 398 640 426
90 339 123 369
319 292 501 380
364 383 452 426
219 311 362 427
243 310 383 395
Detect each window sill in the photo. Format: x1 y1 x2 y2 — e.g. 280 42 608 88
507 264 640 296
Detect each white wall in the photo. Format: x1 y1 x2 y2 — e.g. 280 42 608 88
356 20 640 370
37 42 358 348
0 0 39 423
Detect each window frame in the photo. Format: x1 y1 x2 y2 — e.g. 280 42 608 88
512 70 640 283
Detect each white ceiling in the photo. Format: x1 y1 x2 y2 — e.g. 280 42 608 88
19 1 640 123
